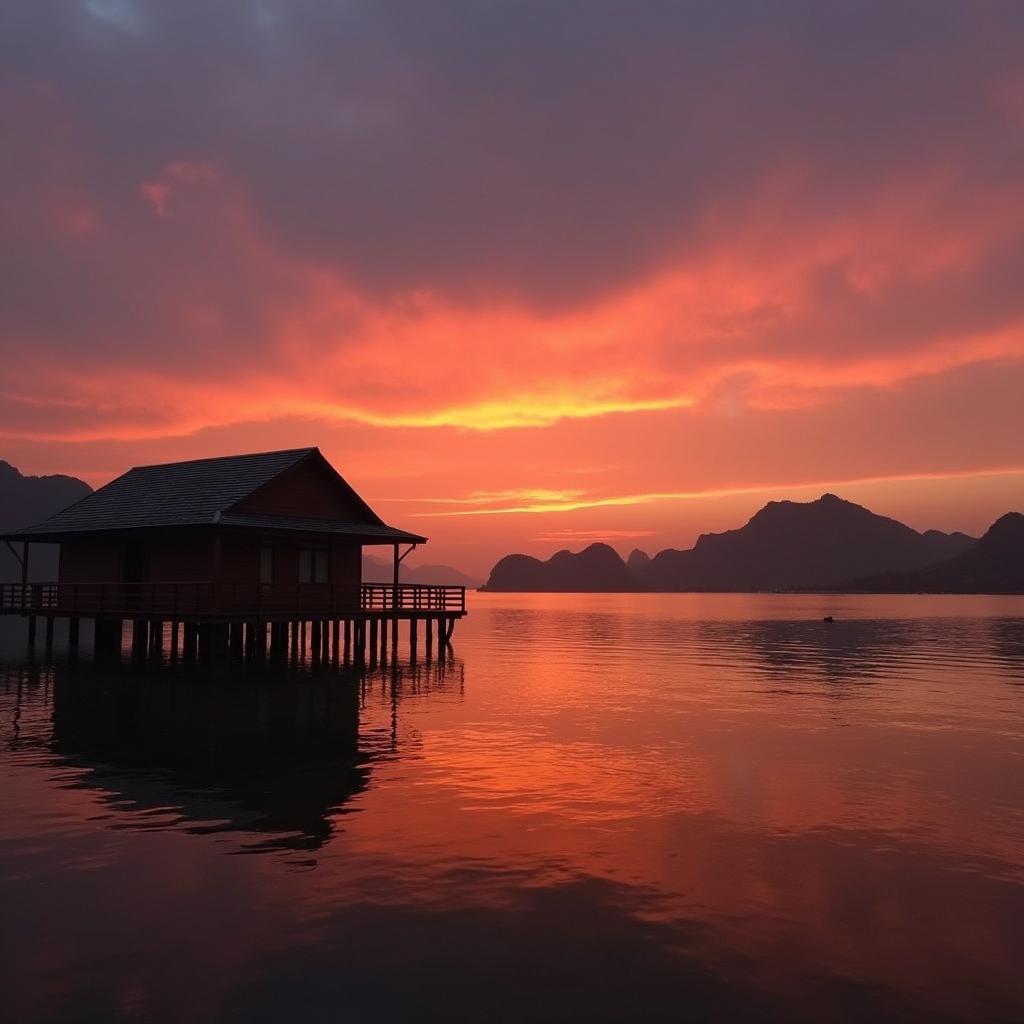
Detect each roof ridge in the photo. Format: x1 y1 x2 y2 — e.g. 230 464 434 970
130 447 318 472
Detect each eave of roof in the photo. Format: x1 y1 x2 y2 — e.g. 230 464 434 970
2 516 427 546
216 513 427 544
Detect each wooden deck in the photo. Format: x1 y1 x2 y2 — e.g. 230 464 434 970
0 580 466 621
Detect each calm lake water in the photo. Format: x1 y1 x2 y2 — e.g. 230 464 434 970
2 593 1024 1023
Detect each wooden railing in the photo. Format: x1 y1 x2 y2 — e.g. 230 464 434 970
0 581 466 618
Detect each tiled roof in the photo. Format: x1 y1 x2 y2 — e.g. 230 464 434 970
6 448 424 544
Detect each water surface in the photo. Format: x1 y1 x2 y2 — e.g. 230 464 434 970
2 593 1024 1022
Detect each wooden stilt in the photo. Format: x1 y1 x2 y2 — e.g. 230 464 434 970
410 617 418 663
94 618 123 662
369 617 379 667
44 616 55 657
150 620 164 659
183 622 198 662
68 617 81 660
132 619 148 661
169 620 179 662
343 619 352 665
426 616 434 660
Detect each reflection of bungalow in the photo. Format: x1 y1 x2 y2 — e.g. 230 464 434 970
0 448 465 660
48 665 368 852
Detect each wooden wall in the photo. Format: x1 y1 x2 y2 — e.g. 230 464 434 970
59 539 124 584
56 531 363 589
232 458 373 522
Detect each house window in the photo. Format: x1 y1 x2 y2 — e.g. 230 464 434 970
299 548 329 584
259 546 274 585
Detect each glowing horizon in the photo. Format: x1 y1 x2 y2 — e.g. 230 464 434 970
3 3 1023 575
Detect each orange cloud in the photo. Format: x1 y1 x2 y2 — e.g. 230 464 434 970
4 3 1024 572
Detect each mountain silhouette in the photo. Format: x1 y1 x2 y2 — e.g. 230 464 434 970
483 495 976 592
627 549 651 574
362 553 480 588
845 513 1024 593
0 460 92 581
483 543 637 592
639 494 974 591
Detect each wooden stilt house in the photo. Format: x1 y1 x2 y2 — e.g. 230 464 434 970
1 448 465 662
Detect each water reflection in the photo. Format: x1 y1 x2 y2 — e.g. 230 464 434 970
1 658 463 856
2 595 1024 1024
705 617 945 687
989 619 1024 681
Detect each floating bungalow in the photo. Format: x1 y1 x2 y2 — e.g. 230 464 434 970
0 448 466 663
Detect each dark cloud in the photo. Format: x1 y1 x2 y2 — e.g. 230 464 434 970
4 1 1024 303
1 0 1024 430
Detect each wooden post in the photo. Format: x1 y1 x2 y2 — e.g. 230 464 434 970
410 618 418 663
150 620 164 659
43 616 54 657
369 617 378 667
392 543 400 612
183 622 198 662
20 541 29 610
343 619 351 664
27 614 37 654
426 616 434 660
199 623 229 663
213 533 222 616
132 619 148 662
332 619 340 664
95 618 123 662
311 618 322 661
169 620 179 661
356 620 366 664
68 617 80 660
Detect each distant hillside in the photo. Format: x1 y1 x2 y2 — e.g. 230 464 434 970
362 553 480 588
0 460 92 581
482 543 637 592
845 513 1024 593
482 494 978 592
627 549 651 574
639 494 974 591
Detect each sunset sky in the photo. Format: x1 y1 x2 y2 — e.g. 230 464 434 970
3 2 1024 574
